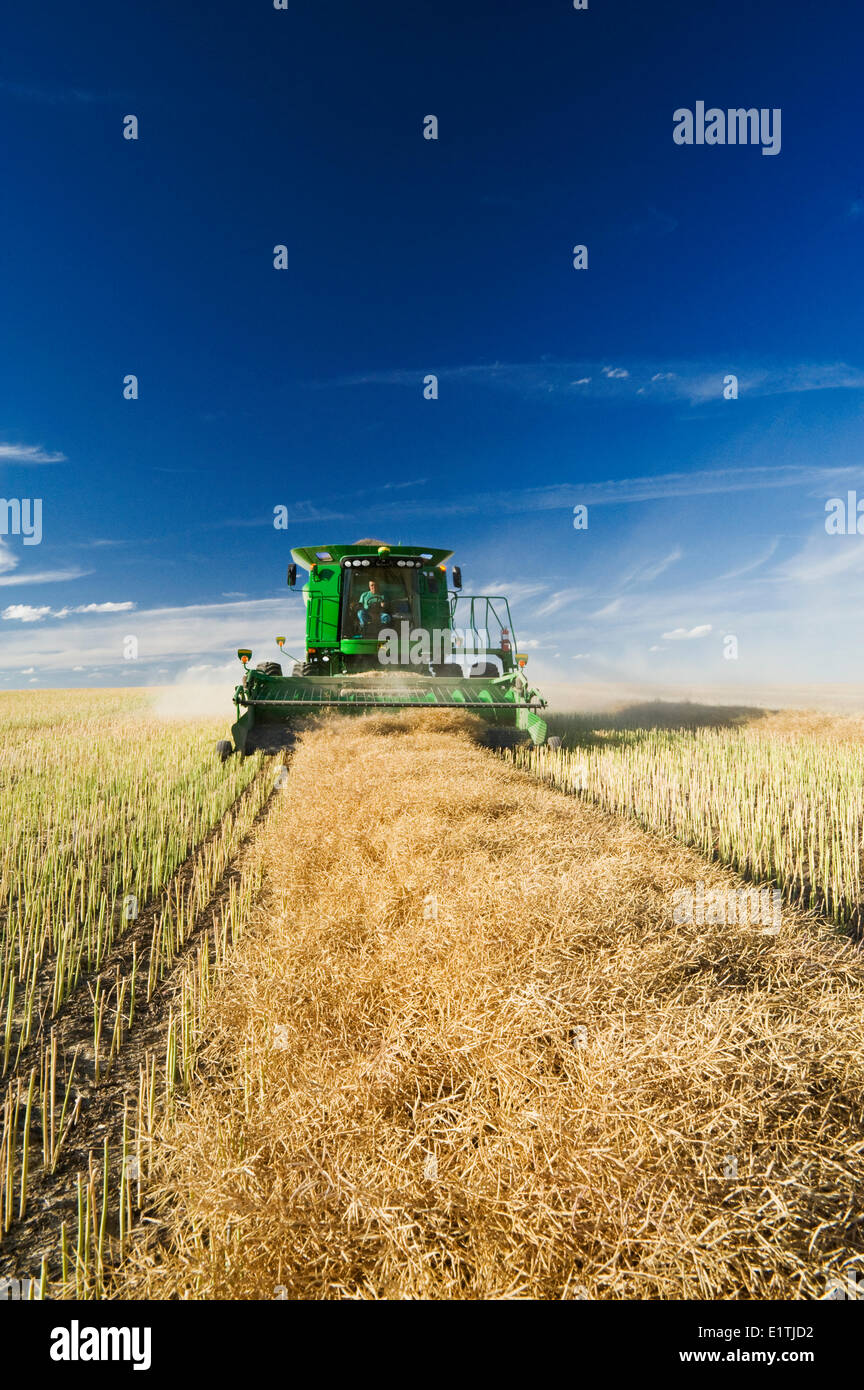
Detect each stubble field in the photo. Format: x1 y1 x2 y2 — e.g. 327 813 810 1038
1 692 862 1300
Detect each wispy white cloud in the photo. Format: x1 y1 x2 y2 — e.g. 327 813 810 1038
336 358 864 406
241 465 856 541
0 568 89 587
365 464 860 524
719 538 780 581
777 538 864 586
619 547 683 589
0 538 90 587
0 441 66 464
661 624 712 640
73 538 128 550
532 587 586 618
593 599 624 618
472 581 548 603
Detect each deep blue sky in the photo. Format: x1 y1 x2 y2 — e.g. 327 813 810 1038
2 0 863 696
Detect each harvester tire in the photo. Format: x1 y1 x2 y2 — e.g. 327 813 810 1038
254 661 283 677
430 663 463 678
215 740 233 761
467 662 500 678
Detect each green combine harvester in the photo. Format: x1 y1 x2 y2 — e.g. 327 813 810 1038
220 540 548 755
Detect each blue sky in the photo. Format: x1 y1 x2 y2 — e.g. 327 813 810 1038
1 0 863 697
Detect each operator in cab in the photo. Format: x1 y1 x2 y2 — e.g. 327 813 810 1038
356 578 391 631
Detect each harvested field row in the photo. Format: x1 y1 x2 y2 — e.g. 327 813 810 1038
0 691 264 1066
116 713 864 1300
0 748 280 1288
515 718 864 930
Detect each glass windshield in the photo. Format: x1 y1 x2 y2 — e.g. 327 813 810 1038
341 564 417 638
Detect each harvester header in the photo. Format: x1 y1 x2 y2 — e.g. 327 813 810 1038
220 539 548 757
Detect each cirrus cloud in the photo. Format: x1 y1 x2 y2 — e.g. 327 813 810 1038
3 600 135 621
661 624 712 640
0 441 66 464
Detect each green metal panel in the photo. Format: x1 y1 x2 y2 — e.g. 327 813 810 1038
304 567 341 646
339 638 381 656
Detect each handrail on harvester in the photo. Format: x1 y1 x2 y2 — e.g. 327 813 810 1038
448 593 517 652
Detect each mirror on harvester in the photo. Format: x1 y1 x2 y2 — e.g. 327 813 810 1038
452 566 462 589
286 564 297 587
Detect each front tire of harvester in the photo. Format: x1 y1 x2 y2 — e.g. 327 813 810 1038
254 661 283 676
215 740 233 761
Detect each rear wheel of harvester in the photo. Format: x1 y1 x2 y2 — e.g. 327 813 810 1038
215 739 233 761
255 661 283 676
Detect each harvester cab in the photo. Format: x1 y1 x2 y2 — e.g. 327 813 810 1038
224 541 548 755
